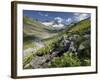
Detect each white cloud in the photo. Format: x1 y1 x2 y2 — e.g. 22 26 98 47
66 18 72 24
42 16 64 29
73 13 90 21
54 17 63 23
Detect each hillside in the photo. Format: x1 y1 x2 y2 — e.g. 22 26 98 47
23 18 91 69
43 18 90 43
23 16 58 39
23 16 61 57
67 18 90 33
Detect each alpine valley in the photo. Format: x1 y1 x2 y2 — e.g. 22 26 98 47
23 16 91 69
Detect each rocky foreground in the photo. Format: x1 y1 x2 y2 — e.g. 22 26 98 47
24 30 91 69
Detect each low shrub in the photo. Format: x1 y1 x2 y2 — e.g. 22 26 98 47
49 52 81 67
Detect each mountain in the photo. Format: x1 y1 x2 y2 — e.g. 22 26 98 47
48 18 90 39
23 16 58 39
23 16 90 41
41 19 65 30
41 21 53 26
23 18 91 69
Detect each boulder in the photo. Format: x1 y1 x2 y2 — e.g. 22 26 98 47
51 51 60 57
83 34 90 39
69 34 80 41
30 54 51 68
68 41 76 53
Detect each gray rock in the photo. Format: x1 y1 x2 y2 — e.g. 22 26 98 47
69 34 80 41
78 44 85 50
30 54 51 68
83 34 90 39
51 51 60 57
68 41 76 53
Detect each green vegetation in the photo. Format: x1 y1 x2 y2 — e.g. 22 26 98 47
23 54 34 67
23 17 91 69
23 16 57 39
23 40 36 49
35 37 60 56
68 19 90 33
49 53 81 67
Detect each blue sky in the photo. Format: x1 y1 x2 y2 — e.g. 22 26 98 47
23 10 90 25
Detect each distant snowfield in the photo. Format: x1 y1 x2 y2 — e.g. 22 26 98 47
42 21 53 26
52 23 64 28
42 21 65 29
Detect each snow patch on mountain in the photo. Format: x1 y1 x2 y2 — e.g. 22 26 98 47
42 21 65 30
42 21 53 26
41 17 65 30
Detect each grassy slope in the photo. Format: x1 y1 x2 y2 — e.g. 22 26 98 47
23 16 53 49
23 16 57 39
23 18 91 67
67 19 90 33
43 19 90 43
43 19 91 68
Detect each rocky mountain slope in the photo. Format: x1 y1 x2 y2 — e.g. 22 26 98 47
23 17 91 69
